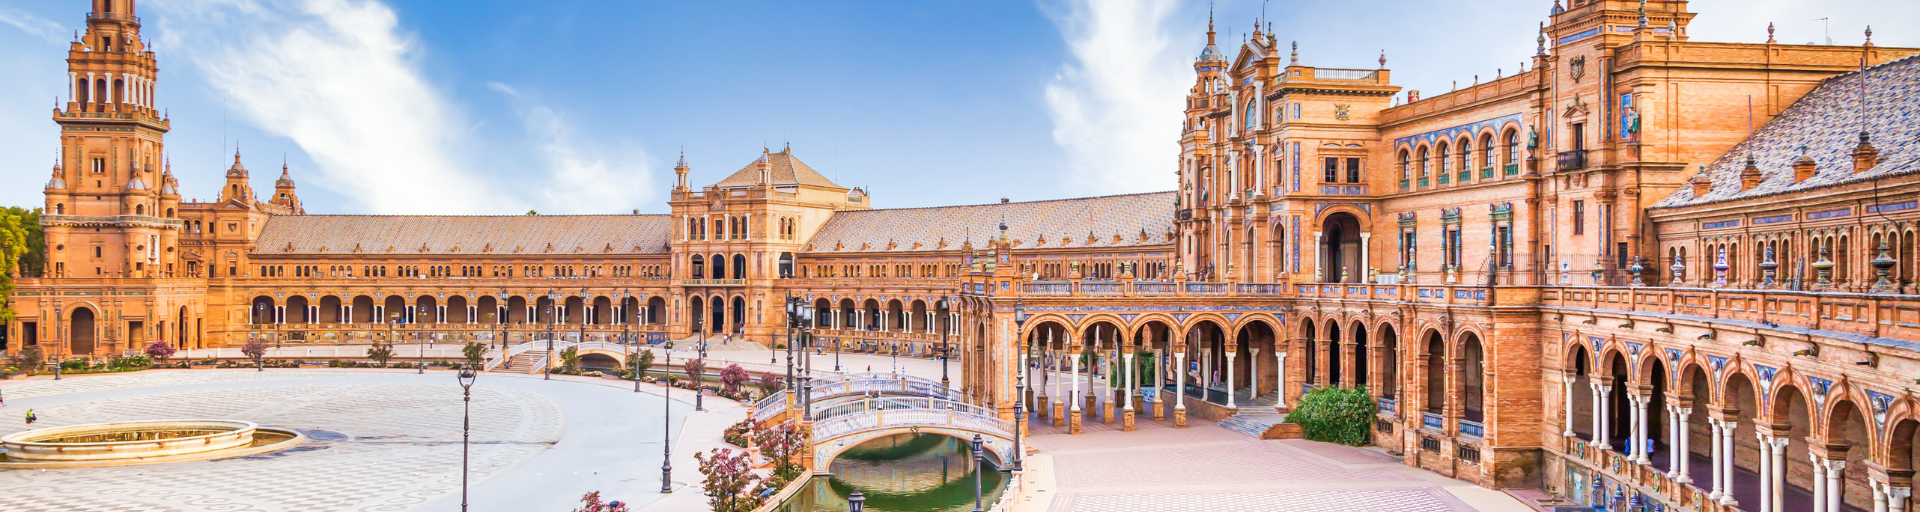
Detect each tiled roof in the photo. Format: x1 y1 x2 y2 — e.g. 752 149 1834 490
804 191 1177 253
712 149 844 189
1654 53 1920 208
253 215 674 256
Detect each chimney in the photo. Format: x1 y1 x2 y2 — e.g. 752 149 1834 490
1792 145 1817 183
1853 131 1879 173
1688 166 1712 198
1738 154 1763 192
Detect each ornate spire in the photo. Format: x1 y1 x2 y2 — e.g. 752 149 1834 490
1538 22 1547 54
1865 26 1873 46
1637 0 1648 28
1379 49 1387 69
1767 22 1776 43
1289 41 1298 64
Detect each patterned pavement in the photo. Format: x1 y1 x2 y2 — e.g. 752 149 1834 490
1024 417 1527 512
0 370 564 512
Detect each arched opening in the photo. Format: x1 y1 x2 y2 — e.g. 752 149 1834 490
887 300 905 331
1351 322 1369 392
707 296 724 336
1326 321 1343 387
732 254 746 280
1301 319 1318 385
1185 320 1227 404
318 296 342 323
476 296 499 324
448 295 471 324
838 299 856 330
562 295 585 326
506 296 529 324
1891 418 1919 512
814 298 832 329
1604 351 1630 451
1828 400 1873 511
69 307 97 355
418 295 440 324
910 300 927 332
1320 212 1363 283
1642 360 1669 471
688 297 706 334
862 299 881 331
778 252 794 278
1768 385 1815 512
730 296 746 334
250 296 276 324
1423 331 1445 415
1377 325 1399 398
579 353 621 373
1460 334 1486 424
690 255 705 279
646 296 666 325
1234 320 1278 405
533 295 555 324
711 254 727 281
1570 347 1594 440
591 296 612 325
285 295 311 324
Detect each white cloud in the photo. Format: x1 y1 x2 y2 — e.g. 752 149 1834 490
488 82 654 215
0 6 66 45
150 0 506 214
1041 0 1190 194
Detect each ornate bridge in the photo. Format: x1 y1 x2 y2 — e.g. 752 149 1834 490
752 373 1015 474
484 340 635 373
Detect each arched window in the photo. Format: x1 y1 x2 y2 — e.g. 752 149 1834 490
1504 129 1521 170
1479 133 1496 173
1458 139 1473 178
55 203 65 214
690 255 705 279
1436 142 1451 184
1416 147 1429 182
134 204 144 215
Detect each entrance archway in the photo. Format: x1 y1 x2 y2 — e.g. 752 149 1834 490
1320 212 1364 283
69 307 97 355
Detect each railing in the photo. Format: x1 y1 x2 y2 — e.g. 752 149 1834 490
810 403 1014 440
1133 282 1177 295
1236 283 1283 295
754 389 791 422
88 11 140 23
1556 150 1587 171
809 396 998 424
801 372 966 403
1378 398 1397 414
1538 285 1920 344
1185 282 1228 295
40 214 183 228
1480 167 1494 179
1081 281 1124 295
1504 164 1520 175
1021 282 1072 295
681 278 745 286
1312 68 1379 81
1421 412 1444 430
1459 419 1485 438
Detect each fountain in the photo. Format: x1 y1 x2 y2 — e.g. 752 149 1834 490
0 419 305 468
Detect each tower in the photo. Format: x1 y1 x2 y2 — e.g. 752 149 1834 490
270 161 303 213
45 0 176 278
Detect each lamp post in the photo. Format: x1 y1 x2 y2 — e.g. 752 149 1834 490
52 301 62 380
661 339 674 494
848 490 865 512
578 288 589 349
497 290 510 351
794 302 814 421
937 296 951 389
1012 300 1028 471
971 433 985 512
546 289 559 381
418 320 426 375
388 312 400 369
695 329 707 412
834 336 842 372
456 368 477 512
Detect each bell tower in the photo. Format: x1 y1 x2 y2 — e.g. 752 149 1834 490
45 0 176 278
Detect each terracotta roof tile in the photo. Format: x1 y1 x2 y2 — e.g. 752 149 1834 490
1654 53 1920 208
254 215 674 256
805 191 1176 254
713 149 843 189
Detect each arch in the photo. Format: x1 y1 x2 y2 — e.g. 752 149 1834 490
1318 211 1364 283
646 296 666 325
690 254 705 279
316 295 342 323
838 298 856 330
351 295 376 323
1301 317 1319 384
688 296 706 333
731 253 746 280
812 428 1013 474
591 295 612 325
1459 332 1486 423
250 296 276 324
708 295 724 335
476 295 499 324
886 299 905 331
1349 320 1368 391
448 295 471 324
813 298 833 329
1376 323 1399 398
711 253 727 281
67 306 98 355
730 296 746 334
909 299 928 332
418 295 441 324
1423 329 1445 414
285 295 311 324
778 252 794 278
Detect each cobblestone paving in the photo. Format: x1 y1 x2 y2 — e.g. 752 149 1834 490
0 373 562 512
0 370 387 399
1063 489 1469 512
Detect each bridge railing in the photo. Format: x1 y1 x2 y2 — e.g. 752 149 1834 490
754 389 792 423
810 396 1000 424
810 401 1014 441
804 372 966 402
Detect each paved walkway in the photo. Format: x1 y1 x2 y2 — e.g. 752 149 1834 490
1012 416 1532 512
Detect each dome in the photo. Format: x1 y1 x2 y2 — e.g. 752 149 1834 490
125 177 148 191
226 150 247 178
276 166 295 187
1198 43 1224 62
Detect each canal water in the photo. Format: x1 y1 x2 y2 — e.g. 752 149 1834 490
776 433 1008 512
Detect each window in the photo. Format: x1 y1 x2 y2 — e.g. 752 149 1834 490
1449 229 1463 268
1572 200 1585 235
1324 157 1339 183
1345 157 1361 183
92 158 105 173
1498 226 1512 267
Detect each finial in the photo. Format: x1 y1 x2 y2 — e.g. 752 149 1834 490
1865 26 1873 46
1379 50 1387 69
1289 41 1298 64
1637 0 1648 28
1538 22 1547 54
1767 22 1776 43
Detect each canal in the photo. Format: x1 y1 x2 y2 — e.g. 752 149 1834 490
776 433 1009 512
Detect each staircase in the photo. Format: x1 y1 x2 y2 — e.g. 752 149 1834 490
503 352 547 374
1218 410 1291 438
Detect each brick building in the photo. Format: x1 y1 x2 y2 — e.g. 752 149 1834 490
7 1 1920 510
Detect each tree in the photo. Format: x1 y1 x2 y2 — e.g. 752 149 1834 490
0 207 47 327
241 338 269 371
719 364 749 395
461 341 487 369
9 346 43 375
756 371 784 396
694 448 762 512
144 339 177 366
628 349 654 379
560 346 581 374
525 209 539 215
569 491 630 512
683 358 706 389
752 424 807 481
367 340 395 367
1283 386 1376 446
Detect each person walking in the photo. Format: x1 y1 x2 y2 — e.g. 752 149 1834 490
24 408 37 429
0 387 6 407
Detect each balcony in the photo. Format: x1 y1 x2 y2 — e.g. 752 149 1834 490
1480 167 1494 179
1556 150 1587 171
1503 164 1520 176
88 11 140 24
1459 419 1485 438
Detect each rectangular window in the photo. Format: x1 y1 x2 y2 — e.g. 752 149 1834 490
1498 226 1513 267
1345 157 1362 183
1572 200 1585 235
1324 157 1339 183
1449 229 1462 267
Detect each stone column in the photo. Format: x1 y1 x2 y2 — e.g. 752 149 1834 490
1873 481 1889 512
1314 231 1324 280
1592 380 1613 450
1225 349 1238 408
1769 435 1789 512
1275 350 1288 411
1677 407 1694 483
1826 459 1847 512
1708 417 1725 500
1360 232 1373 280
1069 338 1082 435
1628 394 1647 463
1888 486 1909 512
1563 376 1577 437
1122 349 1136 432
1720 420 1740 506
1756 431 1774 512
1814 454 1830 511
1174 350 1188 428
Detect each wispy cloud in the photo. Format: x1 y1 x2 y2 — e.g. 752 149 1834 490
0 6 67 45
150 0 506 214
1041 0 1190 194
488 82 654 214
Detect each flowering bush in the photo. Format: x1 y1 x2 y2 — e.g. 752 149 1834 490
757 372 784 396
143 340 177 365
569 491 630 512
695 448 762 512
723 419 753 448
720 364 749 395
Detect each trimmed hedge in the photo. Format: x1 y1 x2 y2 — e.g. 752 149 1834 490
1284 386 1376 446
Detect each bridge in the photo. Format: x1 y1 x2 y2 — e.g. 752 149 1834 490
753 372 1016 474
484 340 636 373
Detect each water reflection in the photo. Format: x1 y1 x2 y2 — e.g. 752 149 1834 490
778 433 1007 512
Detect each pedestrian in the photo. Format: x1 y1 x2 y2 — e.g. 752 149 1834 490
24 408 37 429
0 387 6 407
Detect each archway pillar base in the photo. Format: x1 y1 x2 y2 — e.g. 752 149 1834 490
1051 402 1064 427
1069 411 1083 435
1174 408 1188 428
1123 409 1136 431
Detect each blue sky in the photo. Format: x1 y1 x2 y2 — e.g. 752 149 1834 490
1 0 1911 214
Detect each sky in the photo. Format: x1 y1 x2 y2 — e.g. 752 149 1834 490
0 0 1912 215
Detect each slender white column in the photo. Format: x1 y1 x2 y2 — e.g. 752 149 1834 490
1174 352 1187 411
1070 341 1081 413
1888 486 1909 512
1665 405 1680 475
1594 384 1613 449
1225 352 1237 408
1722 420 1740 503
1629 395 1646 463
1677 407 1694 483
1875 482 1890 512
1276 351 1287 408
1770 436 1789 512
1813 454 1830 511
1757 432 1774 512
86 72 96 105
1123 351 1135 411
1313 231 1325 279
69 72 77 103
1249 348 1259 397
1708 417 1725 499
1563 376 1577 437
1359 232 1373 279
1827 459 1847 512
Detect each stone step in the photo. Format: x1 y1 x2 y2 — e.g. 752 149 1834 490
1218 412 1290 438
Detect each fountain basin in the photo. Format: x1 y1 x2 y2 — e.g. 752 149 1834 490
0 419 305 468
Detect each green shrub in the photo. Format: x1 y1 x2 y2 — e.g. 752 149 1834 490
1284 386 1376 446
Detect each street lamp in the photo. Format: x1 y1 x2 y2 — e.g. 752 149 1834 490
971 433 985 512
496 290 510 351
456 368 477 512
1012 300 1028 471
388 312 400 369
695 327 707 412
937 296 951 389
792 301 815 421
661 339 674 494
546 289 559 380
578 288 589 348
848 490 865 512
